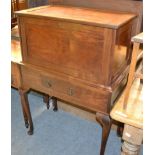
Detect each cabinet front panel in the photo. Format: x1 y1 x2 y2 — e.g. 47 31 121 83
20 17 107 84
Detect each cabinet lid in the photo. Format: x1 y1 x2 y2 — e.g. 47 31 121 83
16 5 136 29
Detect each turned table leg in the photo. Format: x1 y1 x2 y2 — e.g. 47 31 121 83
19 89 34 135
43 94 50 109
51 96 58 111
96 112 112 155
121 125 143 155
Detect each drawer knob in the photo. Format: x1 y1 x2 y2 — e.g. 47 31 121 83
68 88 74 96
46 81 52 88
43 80 52 88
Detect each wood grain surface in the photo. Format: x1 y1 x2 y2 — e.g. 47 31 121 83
110 79 143 129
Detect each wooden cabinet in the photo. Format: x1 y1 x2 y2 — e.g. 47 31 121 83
15 2 143 154
16 5 136 112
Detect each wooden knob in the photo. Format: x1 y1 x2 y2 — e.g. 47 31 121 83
68 88 74 96
46 81 52 88
43 79 52 88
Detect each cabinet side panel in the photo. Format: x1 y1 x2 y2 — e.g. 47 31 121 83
111 21 133 83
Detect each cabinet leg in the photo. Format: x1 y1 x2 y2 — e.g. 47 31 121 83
19 89 34 135
96 112 112 155
51 97 58 111
19 93 29 128
43 94 50 109
22 106 29 128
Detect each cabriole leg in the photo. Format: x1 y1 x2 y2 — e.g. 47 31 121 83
19 89 34 135
51 97 58 111
21 102 29 128
96 112 112 155
43 94 50 109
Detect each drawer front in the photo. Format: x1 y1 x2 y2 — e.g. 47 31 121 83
21 66 111 113
11 62 20 88
19 16 114 85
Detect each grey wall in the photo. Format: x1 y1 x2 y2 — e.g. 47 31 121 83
28 0 49 8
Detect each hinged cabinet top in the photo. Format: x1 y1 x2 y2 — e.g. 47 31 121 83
16 5 136 29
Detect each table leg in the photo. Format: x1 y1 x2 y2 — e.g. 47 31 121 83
43 94 50 109
18 89 29 128
19 88 34 135
43 95 58 111
96 112 112 155
121 124 143 155
51 96 58 111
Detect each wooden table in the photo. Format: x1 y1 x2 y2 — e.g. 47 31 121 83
110 78 143 155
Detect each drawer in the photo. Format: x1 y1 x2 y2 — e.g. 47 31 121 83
41 75 111 113
11 62 20 88
21 66 111 113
